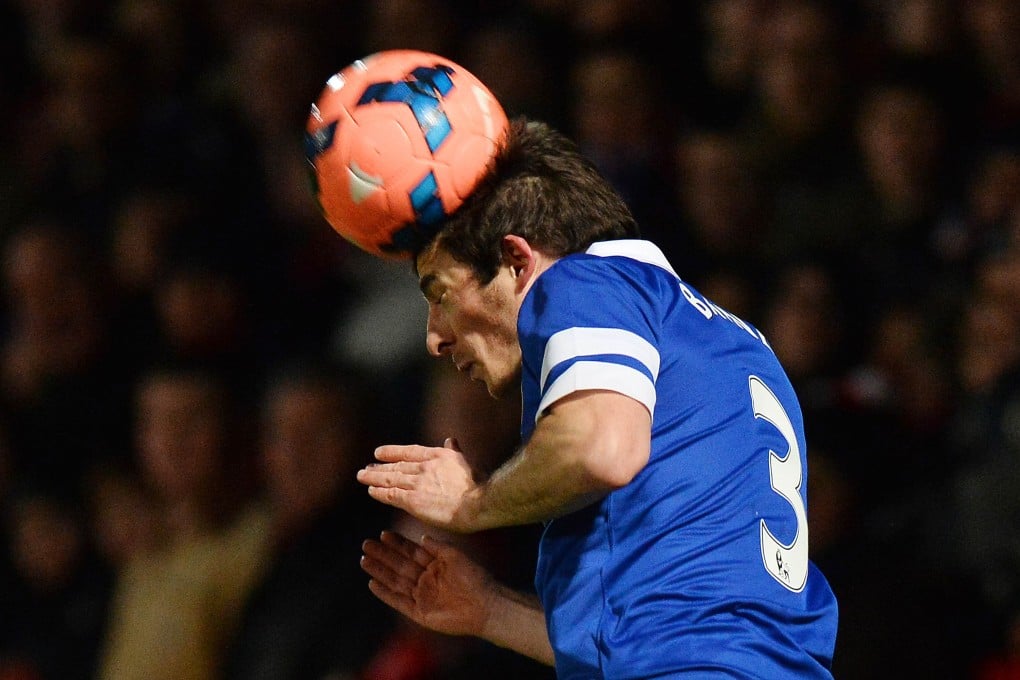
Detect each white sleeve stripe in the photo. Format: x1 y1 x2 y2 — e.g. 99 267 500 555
540 327 660 391
536 361 657 422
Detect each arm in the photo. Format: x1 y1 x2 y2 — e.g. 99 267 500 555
361 531 554 666
357 389 651 531
482 583 552 665
472 389 651 528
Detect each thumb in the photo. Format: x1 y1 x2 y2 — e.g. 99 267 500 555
421 534 458 559
421 534 448 555
443 437 462 452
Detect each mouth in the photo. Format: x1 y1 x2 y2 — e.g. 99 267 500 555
455 360 482 383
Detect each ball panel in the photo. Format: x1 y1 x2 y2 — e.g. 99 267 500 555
345 114 416 180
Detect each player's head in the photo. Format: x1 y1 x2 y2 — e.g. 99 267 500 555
416 118 639 284
412 119 638 398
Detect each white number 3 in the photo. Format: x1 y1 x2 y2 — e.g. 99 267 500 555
749 376 809 592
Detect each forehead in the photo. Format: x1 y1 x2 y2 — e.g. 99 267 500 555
416 243 476 293
269 385 342 417
138 374 216 410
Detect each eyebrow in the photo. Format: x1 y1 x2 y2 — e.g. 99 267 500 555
419 273 439 300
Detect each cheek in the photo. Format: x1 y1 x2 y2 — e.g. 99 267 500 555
458 310 514 352
447 282 519 356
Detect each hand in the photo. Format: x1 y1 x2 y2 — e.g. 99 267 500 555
357 438 483 532
361 531 495 637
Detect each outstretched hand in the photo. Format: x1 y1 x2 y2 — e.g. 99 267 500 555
357 438 483 532
360 531 495 637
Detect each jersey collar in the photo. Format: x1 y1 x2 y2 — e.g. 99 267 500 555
585 240 680 279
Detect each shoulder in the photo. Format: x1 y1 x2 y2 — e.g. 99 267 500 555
520 254 621 335
522 244 675 328
534 251 606 290
518 248 672 370
537 240 678 294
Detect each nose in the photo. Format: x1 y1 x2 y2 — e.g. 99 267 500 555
425 304 453 358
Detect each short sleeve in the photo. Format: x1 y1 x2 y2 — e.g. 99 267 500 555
518 256 662 424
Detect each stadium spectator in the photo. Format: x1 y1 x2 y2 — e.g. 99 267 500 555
97 366 270 680
221 366 394 680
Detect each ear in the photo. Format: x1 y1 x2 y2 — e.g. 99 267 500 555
501 235 537 291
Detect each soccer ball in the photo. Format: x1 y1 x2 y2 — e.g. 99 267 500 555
305 50 509 259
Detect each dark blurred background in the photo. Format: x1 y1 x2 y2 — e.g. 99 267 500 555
0 0 1018 678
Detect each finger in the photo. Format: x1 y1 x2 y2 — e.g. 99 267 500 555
381 530 436 568
363 536 419 571
444 437 462 452
363 537 426 583
357 464 421 489
366 485 412 510
421 534 460 561
361 546 420 591
374 445 431 463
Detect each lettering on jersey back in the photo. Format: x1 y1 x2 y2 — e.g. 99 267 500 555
678 281 772 350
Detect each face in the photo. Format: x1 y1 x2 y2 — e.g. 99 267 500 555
262 385 351 516
136 374 223 502
417 246 522 398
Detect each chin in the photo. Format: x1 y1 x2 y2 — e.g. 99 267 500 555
486 370 522 400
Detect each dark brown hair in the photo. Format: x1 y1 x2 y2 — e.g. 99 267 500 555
420 118 640 283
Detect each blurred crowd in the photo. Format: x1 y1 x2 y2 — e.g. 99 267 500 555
0 0 1018 678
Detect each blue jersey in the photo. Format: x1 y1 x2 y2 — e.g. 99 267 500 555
518 240 838 679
